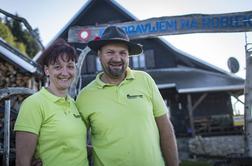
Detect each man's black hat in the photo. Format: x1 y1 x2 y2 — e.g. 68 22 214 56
88 26 142 55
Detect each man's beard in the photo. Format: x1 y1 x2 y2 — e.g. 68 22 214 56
102 60 127 78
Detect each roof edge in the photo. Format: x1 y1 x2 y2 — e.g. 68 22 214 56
178 85 244 93
0 38 43 76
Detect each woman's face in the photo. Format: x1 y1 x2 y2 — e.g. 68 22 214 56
44 53 76 92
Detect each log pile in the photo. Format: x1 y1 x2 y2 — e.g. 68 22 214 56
0 59 40 155
0 58 40 113
0 59 31 88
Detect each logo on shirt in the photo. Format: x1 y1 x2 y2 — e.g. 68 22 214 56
73 114 81 118
127 94 143 99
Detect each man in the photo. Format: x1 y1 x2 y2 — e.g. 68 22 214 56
76 26 179 166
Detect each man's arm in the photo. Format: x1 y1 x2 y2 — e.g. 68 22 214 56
155 114 179 166
16 131 38 166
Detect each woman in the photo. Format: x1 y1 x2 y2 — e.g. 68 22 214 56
14 39 88 166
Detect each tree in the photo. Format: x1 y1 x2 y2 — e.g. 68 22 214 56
15 41 26 55
0 21 15 46
4 16 12 30
22 30 40 58
1 14 42 58
9 16 41 58
10 17 24 43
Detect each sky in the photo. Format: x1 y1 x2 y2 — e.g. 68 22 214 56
0 0 252 79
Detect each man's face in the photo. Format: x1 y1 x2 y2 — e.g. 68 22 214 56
98 43 129 79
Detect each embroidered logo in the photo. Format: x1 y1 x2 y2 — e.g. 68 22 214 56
73 114 81 118
127 94 143 99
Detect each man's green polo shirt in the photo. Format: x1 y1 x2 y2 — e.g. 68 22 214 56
76 68 167 166
14 87 88 166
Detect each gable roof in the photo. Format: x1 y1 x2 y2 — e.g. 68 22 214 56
34 0 240 76
0 38 43 76
34 0 136 62
148 67 244 94
33 0 244 93
79 66 244 95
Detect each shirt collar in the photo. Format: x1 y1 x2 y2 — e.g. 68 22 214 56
125 67 135 80
41 87 70 103
95 67 135 88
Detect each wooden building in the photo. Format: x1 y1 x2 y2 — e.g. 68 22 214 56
0 37 43 164
34 0 244 137
0 37 43 109
0 38 42 88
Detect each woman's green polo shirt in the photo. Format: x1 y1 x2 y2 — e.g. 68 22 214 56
14 87 88 166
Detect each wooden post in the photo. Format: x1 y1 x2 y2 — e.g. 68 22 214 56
244 39 252 157
0 87 35 165
187 94 196 137
3 99 10 166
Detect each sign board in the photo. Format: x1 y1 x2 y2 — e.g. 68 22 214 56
233 115 244 126
68 10 252 43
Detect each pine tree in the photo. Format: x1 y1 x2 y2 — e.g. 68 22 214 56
3 14 41 58
9 15 24 43
22 30 40 58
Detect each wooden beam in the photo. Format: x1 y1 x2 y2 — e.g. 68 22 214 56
244 42 252 157
0 87 35 100
68 11 252 43
69 46 91 97
187 94 196 137
192 93 208 111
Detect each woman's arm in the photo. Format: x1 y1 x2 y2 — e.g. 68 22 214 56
16 131 38 166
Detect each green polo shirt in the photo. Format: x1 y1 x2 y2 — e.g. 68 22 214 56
14 87 88 166
76 68 167 166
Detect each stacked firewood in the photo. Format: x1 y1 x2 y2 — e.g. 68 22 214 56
0 59 41 161
0 58 38 112
0 59 31 88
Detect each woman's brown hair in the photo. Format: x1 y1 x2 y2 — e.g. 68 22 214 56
38 38 77 67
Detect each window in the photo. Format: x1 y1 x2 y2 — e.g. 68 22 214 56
145 49 155 69
132 53 145 69
131 49 155 69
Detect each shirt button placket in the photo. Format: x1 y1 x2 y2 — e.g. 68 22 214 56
117 85 125 105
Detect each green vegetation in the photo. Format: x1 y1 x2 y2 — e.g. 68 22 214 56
0 15 41 58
